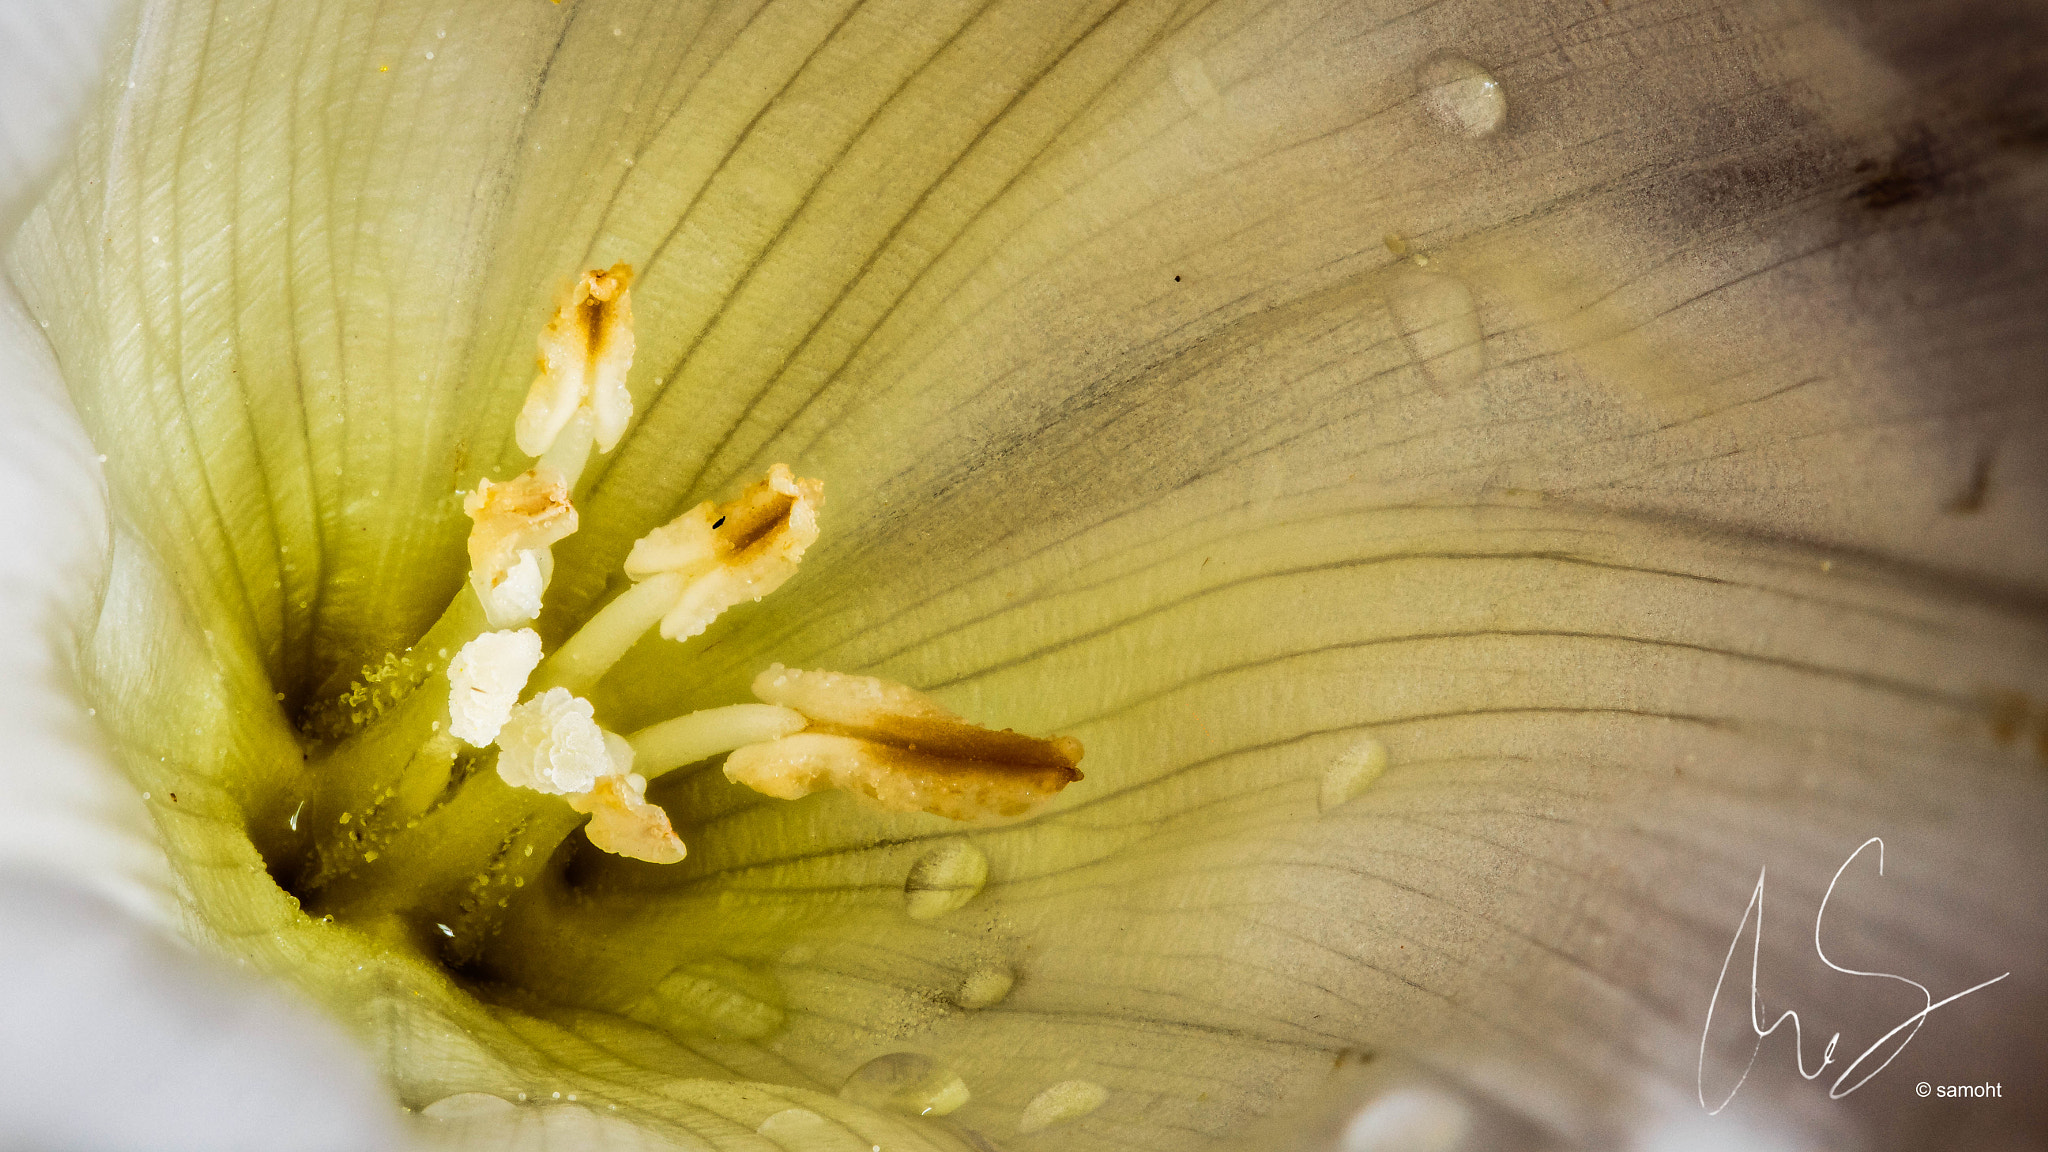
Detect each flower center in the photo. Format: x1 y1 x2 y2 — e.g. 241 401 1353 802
268 267 1083 970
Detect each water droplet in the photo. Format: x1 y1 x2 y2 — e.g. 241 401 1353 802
1339 1087 1470 1152
839 1052 971 1117
757 1107 832 1138
1418 57 1505 138
638 957 785 1039
953 965 1014 1009
420 1092 515 1120
1320 737 1388 812
1019 1080 1108 1133
903 838 988 920
1385 268 1484 388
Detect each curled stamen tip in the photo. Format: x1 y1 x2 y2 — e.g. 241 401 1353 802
516 262 636 458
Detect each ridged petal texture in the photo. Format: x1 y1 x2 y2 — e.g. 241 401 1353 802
9 0 2047 1149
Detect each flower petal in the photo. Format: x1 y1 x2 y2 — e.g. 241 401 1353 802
11 0 2046 1150
0 1 120 221
0 876 404 1151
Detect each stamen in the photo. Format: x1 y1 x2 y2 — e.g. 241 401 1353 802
536 409 597 493
532 465 822 695
626 703 807 780
516 263 635 460
567 771 686 864
464 466 577 628
623 463 823 642
725 665 1083 820
446 629 543 746
289 259 1089 953
490 690 687 863
495 687 617 796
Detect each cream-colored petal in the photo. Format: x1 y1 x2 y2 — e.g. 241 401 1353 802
11 0 2045 1151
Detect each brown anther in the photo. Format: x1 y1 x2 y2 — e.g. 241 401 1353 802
623 464 823 641
568 773 686 864
463 466 577 625
516 263 635 457
724 666 1082 821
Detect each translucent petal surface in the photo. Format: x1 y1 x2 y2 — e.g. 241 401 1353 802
10 0 2046 1149
0 0 161 926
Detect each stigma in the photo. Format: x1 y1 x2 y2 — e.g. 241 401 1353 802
493 687 686 864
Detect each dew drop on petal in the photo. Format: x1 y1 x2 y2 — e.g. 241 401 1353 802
1338 1087 1470 1152
1320 737 1389 812
839 1052 971 1117
419 1092 515 1120
953 965 1014 1009
903 837 988 920
530 1103 672 1149
1417 56 1505 138
1019 1080 1108 1133
756 1107 831 1138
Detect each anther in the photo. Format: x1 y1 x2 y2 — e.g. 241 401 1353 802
531 465 822 696
516 263 635 459
492 688 687 863
464 466 577 628
623 463 823 642
725 665 1083 821
568 771 686 864
495 688 616 796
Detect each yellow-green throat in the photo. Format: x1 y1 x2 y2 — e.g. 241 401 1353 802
268 264 1083 969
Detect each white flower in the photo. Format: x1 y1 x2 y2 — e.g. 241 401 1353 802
2 0 2044 1150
